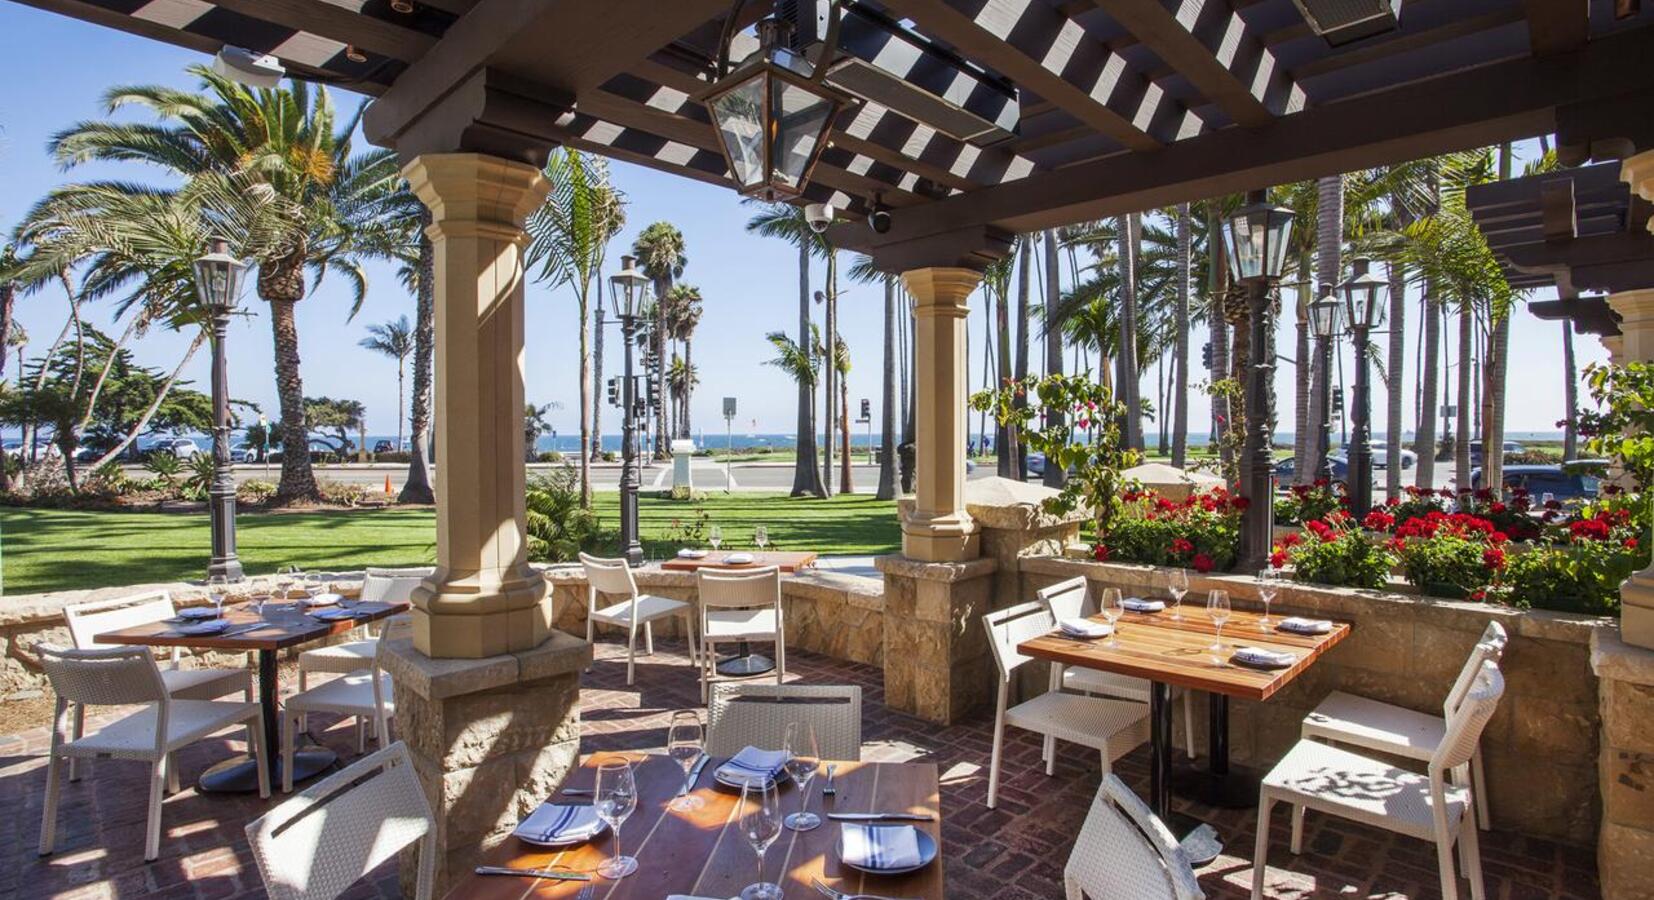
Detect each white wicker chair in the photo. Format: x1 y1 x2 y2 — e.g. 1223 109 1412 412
580 552 697 685
1064 774 1204 900
706 683 862 761
245 741 436 900
696 566 785 701
1301 620 1507 830
281 616 411 792
1254 662 1506 900
1037 577 1197 758
35 643 268 861
982 601 1150 809
297 567 430 748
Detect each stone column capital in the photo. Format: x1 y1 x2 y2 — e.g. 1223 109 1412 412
1624 147 1654 199
1607 290 1654 364
403 153 550 238
1602 334 1625 365
903 267 983 317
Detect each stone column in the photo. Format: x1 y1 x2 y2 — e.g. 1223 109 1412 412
404 153 553 658
1603 334 1625 365
876 554 997 724
901 267 983 562
1592 629 1654 899
1608 291 1654 649
1625 149 1654 233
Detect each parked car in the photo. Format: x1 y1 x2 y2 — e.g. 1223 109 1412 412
156 438 202 460
1369 443 1417 470
229 443 258 463
1272 455 1349 482
1468 440 1525 467
373 439 397 454
1469 461 1605 502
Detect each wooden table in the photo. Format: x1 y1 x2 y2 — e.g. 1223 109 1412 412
97 598 408 792
450 753 944 899
1018 605 1349 862
659 550 818 574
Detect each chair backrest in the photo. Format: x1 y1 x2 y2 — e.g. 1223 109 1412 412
359 567 433 605
35 643 168 708
63 591 179 662
1442 620 1508 719
706 683 862 761
982 601 1056 682
245 742 436 900
1037 576 1093 620
580 552 639 599
698 566 782 610
1065 774 1205 900
1431 661 1506 774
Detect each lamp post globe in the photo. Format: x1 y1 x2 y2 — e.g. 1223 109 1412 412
1308 291 1342 485
609 255 652 566
1340 257 1387 519
193 238 249 581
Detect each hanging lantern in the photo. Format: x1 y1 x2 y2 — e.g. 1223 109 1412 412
193 238 248 314
608 254 651 320
698 17 850 202
1308 291 1343 339
1341 256 1388 329
1223 190 1296 283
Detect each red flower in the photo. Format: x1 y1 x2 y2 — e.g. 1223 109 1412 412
1361 510 1395 531
1232 496 1251 511
1482 546 1507 571
1280 532 1303 548
1386 496 1401 507
1468 589 1488 603
1490 502 1507 514
1092 543 1111 561
1570 518 1612 542
1171 537 1195 556
1269 550 1288 569
1545 500 1562 510
1490 532 1509 545
1626 537 1640 550
1192 553 1214 573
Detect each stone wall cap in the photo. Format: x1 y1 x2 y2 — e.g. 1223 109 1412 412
874 554 997 582
381 631 593 700
0 576 365 628
962 476 1088 530
1592 627 1654 685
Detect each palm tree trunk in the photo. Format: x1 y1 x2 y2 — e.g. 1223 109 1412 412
822 254 836 494
0 278 13 382
1296 276 1316 484
682 336 694 440
1454 303 1473 494
88 332 207 470
1171 207 1191 468
400 228 436 504
592 304 606 461
1562 319 1578 459
654 277 670 461
1012 236 1031 478
1385 261 1406 501
877 275 898 499
1482 310 1510 496
792 241 825 497
263 253 322 505
75 309 147 437
995 275 1014 478
1117 215 1144 450
396 363 406 452
1414 288 1439 490
839 376 852 493
1044 230 1067 487
577 283 593 508
1209 206 1233 473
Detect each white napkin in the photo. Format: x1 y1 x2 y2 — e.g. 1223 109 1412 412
1123 597 1165 612
512 802 604 844
839 823 924 870
1059 618 1112 639
300 592 342 607
715 746 788 786
1277 617 1333 635
722 553 755 565
1232 646 1297 668
677 548 707 559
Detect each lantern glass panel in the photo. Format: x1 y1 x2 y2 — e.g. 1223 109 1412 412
1263 209 1293 280
1310 295 1342 338
1224 212 1267 281
770 78 835 190
707 74 766 190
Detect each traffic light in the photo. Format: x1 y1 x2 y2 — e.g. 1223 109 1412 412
605 377 620 408
859 398 871 421
1201 342 1213 369
1331 391 1345 416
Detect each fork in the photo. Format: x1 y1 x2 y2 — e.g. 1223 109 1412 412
811 877 921 900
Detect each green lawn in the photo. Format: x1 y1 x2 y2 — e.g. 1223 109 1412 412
1 493 900 595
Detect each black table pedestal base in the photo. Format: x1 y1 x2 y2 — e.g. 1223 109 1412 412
1172 765 1264 809
715 640 775 676
197 748 336 793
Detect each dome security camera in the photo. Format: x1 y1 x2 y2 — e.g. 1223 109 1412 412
805 202 834 234
867 193 892 234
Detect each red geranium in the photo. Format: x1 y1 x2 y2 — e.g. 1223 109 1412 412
1361 510 1395 531
1269 549 1288 569
1192 553 1214 573
1627 537 1640 550
1570 518 1612 542
1171 537 1194 556
1092 543 1111 561
1483 546 1507 571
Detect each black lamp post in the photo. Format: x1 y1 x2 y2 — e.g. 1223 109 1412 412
1308 290 1342 485
1223 189 1295 572
610 254 651 566
193 238 248 581
1341 256 1387 520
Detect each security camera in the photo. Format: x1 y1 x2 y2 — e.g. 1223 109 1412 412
867 196 892 234
805 202 834 234
213 46 285 89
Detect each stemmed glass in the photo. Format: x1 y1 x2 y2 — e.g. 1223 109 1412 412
738 776 784 900
1168 569 1189 621
1100 587 1124 650
754 525 769 552
783 720 821 831
304 573 328 609
1256 569 1279 630
594 759 639 879
249 585 271 623
667 710 705 812
206 575 229 619
274 565 299 602
709 525 723 552
1208 590 1232 655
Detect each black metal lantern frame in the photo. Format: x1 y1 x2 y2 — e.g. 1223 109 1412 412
1340 256 1388 330
1223 190 1296 283
193 238 249 314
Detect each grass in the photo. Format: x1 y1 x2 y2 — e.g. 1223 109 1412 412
0 492 901 595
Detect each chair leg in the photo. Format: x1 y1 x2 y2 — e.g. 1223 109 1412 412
699 637 711 704
298 669 309 733
644 621 655 656
774 634 786 685
585 615 596 672
1434 824 1461 900
1459 817 1486 900
1251 797 1274 900
986 710 1007 809
356 716 367 753
626 625 638 686
165 752 181 794
1471 750 1490 831
144 758 166 861
281 711 297 794
1181 690 1198 758
1289 804 1306 854
68 705 85 783
249 714 270 799
377 710 391 749
38 752 62 856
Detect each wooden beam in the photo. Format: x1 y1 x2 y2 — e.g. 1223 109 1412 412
205 0 436 62
1526 0 1589 57
1288 8 1526 80
878 0 1199 151
1095 0 1303 126
414 0 477 14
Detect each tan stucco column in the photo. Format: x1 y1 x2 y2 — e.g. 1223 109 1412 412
1608 291 1654 650
1624 150 1654 233
404 153 552 658
901 267 983 562
1602 334 1625 365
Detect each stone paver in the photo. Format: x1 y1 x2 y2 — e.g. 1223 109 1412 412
0 641 1600 899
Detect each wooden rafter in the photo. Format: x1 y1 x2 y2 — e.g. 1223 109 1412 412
205 0 435 62
1525 0 1589 57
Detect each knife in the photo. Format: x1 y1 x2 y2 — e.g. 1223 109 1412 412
678 752 711 796
473 866 591 881
826 812 934 822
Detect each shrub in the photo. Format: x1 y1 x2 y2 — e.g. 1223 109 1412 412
1275 514 1396 589
536 450 564 463
1504 539 1638 614
238 480 278 504
1388 486 1451 526
525 465 605 561
145 452 182 490
374 451 412 464
317 478 368 507
1104 487 1243 572
601 451 619 462
666 484 706 502
1393 511 1503 599
1274 481 1344 525
181 453 216 501
81 462 132 498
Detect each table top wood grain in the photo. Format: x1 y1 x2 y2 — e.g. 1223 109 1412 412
659 551 819 574
94 600 408 652
1018 607 1351 701
448 753 943 899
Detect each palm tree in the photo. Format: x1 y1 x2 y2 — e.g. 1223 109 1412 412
1116 214 1144 450
524 401 561 462
667 355 699 433
662 283 704 438
51 66 404 504
1042 229 1066 486
1013 235 1032 478
763 330 820 462
0 245 17 382
1171 205 1191 467
397 208 436 504
745 203 826 497
359 315 413 452
632 222 686 461
816 330 852 493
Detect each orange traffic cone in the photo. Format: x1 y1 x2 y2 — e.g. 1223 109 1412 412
385 474 393 495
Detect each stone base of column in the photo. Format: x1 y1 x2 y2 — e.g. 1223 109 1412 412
411 567 552 658
1618 570 1654 651
900 513 981 562
876 554 997 724
1591 628 1654 899
381 631 591 896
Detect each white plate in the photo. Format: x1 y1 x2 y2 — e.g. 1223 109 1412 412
722 553 755 565
836 823 938 875
300 592 341 607
677 549 708 559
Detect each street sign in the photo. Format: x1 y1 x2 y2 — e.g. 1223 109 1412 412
1441 404 1458 417
723 397 737 419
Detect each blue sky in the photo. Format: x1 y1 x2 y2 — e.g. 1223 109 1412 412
0 4 1600 441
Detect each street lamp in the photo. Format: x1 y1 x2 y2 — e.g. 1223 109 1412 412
1340 256 1387 519
193 238 249 581
1224 189 1295 572
1307 290 1342 485
609 254 651 566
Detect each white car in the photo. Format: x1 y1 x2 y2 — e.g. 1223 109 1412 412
230 443 259 463
1369 443 1417 470
159 438 202 460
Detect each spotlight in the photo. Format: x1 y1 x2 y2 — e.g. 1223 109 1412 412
345 45 367 63
867 194 891 234
390 0 415 11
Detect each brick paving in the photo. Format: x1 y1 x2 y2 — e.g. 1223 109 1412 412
0 640 1600 900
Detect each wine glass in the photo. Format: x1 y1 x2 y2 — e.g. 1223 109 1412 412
303 573 327 608
594 759 639 879
738 776 784 900
709 525 723 552
1208 590 1232 655
274 565 298 602
783 720 821 831
667 710 705 812
754 525 769 552
206 575 229 619
249 585 271 623
1168 569 1189 621
1256 569 1279 630
1100 586 1124 650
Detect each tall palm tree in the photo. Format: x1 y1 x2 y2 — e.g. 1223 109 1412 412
1171 205 1191 467
359 315 413 452
763 330 820 459
848 253 899 498
745 203 825 497
524 402 561 462
632 222 686 461
1012 235 1032 478
662 283 704 438
1312 175 1344 479
397 207 436 504
1116 214 1144 450
667 355 699 434
0 245 17 382
1042 229 1066 487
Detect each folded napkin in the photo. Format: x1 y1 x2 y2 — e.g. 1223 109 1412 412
1123 597 1165 613
839 823 924 870
512 802 604 844
1276 617 1333 635
677 548 708 559
300 592 342 607
722 553 755 565
176 607 220 620
1059 618 1113 639
176 620 230 636
311 607 367 621
715 746 788 786
1231 646 1297 669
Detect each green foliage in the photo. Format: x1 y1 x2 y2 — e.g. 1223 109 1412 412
1503 541 1635 615
525 465 605 562
1206 378 1245 485
304 396 365 453
237 479 278 504
317 478 368 507
661 500 710 545
181 452 215 501
1104 489 1242 572
1274 481 1344 525
1283 518 1396 590
1396 532 1496 600
1582 361 1654 489
145 450 182 487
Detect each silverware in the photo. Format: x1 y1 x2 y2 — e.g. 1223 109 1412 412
826 812 934 822
560 787 594 796
823 763 837 797
677 752 710 796
811 876 921 900
472 866 591 881
222 624 263 637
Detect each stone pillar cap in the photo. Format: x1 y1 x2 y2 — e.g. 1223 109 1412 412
958 476 1086 529
1121 462 1226 491
380 630 592 700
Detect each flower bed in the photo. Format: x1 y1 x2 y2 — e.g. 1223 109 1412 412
1098 485 1243 573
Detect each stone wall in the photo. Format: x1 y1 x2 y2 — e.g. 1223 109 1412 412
1022 557 1610 846
1592 628 1654 899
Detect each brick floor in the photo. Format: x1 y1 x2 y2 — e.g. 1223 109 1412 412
0 640 1601 899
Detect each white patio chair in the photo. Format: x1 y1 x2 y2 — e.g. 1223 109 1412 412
580 552 697 685
280 616 411 792
1037 577 1197 758
1301 620 1507 830
696 566 785 701
1065 774 1204 900
706 683 862 761
245 741 436 900
982 601 1151 808
297 567 431 748
35 642 268 862
1253 662 1506 900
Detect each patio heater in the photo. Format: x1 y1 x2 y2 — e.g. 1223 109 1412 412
610 255 651 566
1222 189 1295 572
1307 290 1343 486
1341 257 1388 520
193 238 248 582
